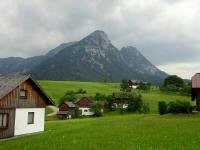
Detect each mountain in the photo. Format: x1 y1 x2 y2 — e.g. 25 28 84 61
0 30 168 85
30 30 167 85
120 46 167 85
0 42 76 75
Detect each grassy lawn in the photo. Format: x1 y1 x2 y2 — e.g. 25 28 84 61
39 80 120 101
1 114 200 150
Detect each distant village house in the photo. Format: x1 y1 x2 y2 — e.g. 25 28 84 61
112 92 134 109
128 80 140 89
74 97 94 116
0 75 54 139
57 101 76 119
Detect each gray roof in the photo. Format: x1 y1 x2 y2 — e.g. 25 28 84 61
64 101 76 107
74 99 80 104
0 74 55 105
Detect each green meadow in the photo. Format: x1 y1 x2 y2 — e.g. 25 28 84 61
1 114 200 150
39 80 120 101
1 80 198 150
39 80 192 113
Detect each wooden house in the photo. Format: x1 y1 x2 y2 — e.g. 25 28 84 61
112 92 135 109
75 97 94 116
128 80 140 89
57 101 76 119
0 75 54 139
192 73 200 111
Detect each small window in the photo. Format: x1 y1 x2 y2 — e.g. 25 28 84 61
84 109 88 112
20 89 28 99
28 112 34 124
0 113 8 128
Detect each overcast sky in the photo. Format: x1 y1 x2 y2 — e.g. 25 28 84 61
0 0 200 79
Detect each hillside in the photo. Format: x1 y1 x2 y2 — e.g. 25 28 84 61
39 80 190 113
0 30 167 85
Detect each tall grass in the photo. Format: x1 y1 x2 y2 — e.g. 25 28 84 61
1 114 200 150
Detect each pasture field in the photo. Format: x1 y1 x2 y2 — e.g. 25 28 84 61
39 80 192 113
1 114 200 150
39 80 120 101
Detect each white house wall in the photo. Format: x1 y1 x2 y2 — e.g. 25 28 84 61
79 107 94 116
14 108 45 136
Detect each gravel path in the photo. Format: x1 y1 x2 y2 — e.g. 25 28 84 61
47 105 59 116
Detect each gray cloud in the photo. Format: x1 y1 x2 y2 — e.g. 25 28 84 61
0 0 199 78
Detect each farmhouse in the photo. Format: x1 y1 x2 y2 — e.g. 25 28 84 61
75 97 94 116
112 92 133 109
128 80 140 89
0 75 54 139
57 101 76 119
192 73 200 111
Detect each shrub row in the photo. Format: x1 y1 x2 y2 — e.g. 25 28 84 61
158 100 193 115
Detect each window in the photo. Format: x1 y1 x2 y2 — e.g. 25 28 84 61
84 109 88 112
28 112 34 124
20 89 28 99
0 113 8 128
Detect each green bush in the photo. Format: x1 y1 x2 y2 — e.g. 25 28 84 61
106 95 115 111
160 75 191 96
120 80 132 92
158 100 193 115
90 102 103 117
137 82 151 91
94 93 107 101
127 94 143 113
167 100 193 114
77 88 87 94
118 107 126 114
158 101 168 115
74 106 81 118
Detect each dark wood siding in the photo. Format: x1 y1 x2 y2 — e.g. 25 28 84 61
0 79 46 109
59 103 70 111
196 90 200 111
0 108 15 139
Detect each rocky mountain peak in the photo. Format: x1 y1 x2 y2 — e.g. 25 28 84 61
80 30 111 49
121 46 138 52
121 46 141 57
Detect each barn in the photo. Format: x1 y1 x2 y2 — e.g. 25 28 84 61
57 101 76 119
0 75 54 139
192 73 200 111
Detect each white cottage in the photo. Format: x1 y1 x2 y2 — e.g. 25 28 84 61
74 97 94 116
0 75 54 139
